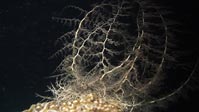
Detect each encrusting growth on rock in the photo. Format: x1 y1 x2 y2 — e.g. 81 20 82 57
23 93 124 112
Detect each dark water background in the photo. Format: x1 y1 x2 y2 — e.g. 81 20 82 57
0 0 198 112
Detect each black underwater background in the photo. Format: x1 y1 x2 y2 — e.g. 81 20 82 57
0 0 198 112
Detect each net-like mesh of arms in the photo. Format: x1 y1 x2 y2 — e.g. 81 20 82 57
23 0 198 112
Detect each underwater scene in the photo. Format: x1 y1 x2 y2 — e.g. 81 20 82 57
0 0 198 112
